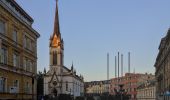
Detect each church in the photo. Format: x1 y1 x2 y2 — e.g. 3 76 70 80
43 1 84 97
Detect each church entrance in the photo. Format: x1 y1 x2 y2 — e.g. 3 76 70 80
53 88 58 97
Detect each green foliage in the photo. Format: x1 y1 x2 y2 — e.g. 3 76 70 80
86 96 94 100
75 96 85 100
58 94 72 100
37 71 44 99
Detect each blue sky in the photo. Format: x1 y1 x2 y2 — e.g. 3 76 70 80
16 0 170 81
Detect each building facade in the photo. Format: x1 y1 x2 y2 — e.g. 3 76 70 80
85 80 110 96
0 0 40 100
110 73 154 100
137 79 156 100
155 29 170 100
43 1 84 98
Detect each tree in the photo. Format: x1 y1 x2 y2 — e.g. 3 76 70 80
44 68 46 74
37 71 44 100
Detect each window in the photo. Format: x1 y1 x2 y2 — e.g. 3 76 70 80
23 58 26 71
32 61 37 73
30 61 32 72
26 59 30 71
0 77 6 92
0 20 5 34
25 59 33 72
30 40 35 51
66 81 68 91
13 80 19 93
26 38 29 49
53 52 57 65
1 47 7 64
23 35 27 48
25 82 32 94
32 62 35 73
25 82 30 93
23 35 35 52
24 35 30 49
13 53 20 68
12 30 17 43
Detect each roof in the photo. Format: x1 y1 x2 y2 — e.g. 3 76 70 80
4 0 33 23
85 80 111 85
137 79 156 89
45 65 84 82
155 28 170 67
0 0 40 38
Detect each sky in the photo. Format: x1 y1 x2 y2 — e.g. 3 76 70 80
15 0 170 81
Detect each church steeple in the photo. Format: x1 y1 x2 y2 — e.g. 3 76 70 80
50 0 63 48
49 0 64 66
53 0 60 36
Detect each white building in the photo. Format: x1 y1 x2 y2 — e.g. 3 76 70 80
137 79 156 100
44 1 84 98
85 80 110 96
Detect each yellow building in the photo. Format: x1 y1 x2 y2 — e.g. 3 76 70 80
0 0 40 100
155 29 170 100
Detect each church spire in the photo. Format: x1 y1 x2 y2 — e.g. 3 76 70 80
50 0 63 48
53 0 60 36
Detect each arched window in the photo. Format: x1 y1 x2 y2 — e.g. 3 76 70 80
66 81 68 91
53 52 57 65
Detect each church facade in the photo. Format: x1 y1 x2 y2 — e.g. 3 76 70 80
43 1 84 97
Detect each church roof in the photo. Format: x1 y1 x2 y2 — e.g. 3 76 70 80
45 65 84 82
63 66 84 81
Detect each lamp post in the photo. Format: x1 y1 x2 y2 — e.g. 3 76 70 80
32 74 35 100
0 39 1 62
70 88 72 95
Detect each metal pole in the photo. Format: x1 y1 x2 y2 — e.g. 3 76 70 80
121 54 123 100
0 39 1 62
107 53 109 80
115 56 117 78
0 39 1 49
32 77 34 100
107 53 109 99
121 54 123 77
118 52 119 86
128 52 130 73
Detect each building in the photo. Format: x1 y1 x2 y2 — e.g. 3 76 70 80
43 1 84 98
0 0 40 100
155 29 170 100
137 79 156 100
110 73 154 100
85 80 110 96
137 73 155 86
